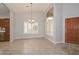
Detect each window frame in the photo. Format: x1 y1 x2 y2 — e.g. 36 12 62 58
24 20 38 34
46 17 53 36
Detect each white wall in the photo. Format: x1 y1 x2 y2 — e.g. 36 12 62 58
63 3 79 18
53 3 63 43
14 12 45 39
0 13 9 18
10 11 15 42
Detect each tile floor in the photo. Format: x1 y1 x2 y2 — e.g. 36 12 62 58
0 37 79 55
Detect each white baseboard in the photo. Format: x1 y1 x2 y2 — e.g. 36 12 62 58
15 35 45 40
45 35 65 44
10 38 14 42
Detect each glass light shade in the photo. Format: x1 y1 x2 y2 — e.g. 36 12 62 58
28 20 31 22
47 17 53 20
32 19 35 22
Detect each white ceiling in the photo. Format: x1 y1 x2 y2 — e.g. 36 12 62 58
5 3 53 13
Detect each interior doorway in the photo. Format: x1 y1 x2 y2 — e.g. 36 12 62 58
0 18 10 42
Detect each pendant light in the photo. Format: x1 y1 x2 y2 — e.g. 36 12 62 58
28 3 35 23
47 4 53 20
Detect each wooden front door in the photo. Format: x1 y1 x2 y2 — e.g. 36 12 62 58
65 17 79 44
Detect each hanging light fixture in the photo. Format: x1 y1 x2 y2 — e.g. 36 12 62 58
28 3 35 23
47 4 53 21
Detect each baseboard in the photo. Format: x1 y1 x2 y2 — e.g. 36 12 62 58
15 36 45 40
46 38 57 44
10 39 14 42
44 35 55 44
45 35 65 44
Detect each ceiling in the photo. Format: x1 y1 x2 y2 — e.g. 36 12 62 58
0 3 9 13
5 3 53 13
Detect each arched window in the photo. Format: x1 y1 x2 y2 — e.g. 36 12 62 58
24 19 38 34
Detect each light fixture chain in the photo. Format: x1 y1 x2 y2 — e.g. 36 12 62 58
31 3 32 21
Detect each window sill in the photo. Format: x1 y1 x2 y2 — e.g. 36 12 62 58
24 32 38 34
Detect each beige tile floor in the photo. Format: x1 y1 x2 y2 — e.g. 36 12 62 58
0 37 79 55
